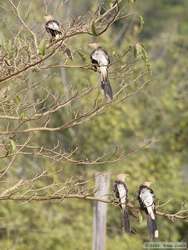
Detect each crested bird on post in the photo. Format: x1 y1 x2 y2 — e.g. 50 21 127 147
113 174 131 233
89 43 113 101
138 181 159 240
45 15 62 41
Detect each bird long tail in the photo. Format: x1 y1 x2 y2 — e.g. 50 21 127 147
122 207 131 233
99 66 113 100
147 214 158 240
101 80 113 100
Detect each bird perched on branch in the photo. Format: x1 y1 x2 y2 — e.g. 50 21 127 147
138 181 158 240
89 43 113 101
45 15 62 40
44 15 72 60
113 174 131 233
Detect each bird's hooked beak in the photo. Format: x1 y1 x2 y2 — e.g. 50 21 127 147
88 43 100 49
116 173 129 182
143 181 152 187
44 15 53 22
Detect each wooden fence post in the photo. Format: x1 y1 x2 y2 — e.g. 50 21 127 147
92 172 110 250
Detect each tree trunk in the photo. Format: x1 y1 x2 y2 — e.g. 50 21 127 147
92 172 110 250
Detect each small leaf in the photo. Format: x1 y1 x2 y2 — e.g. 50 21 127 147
10 139 16 153
15 95 21 104
38 40 46 56
91 21 98 36
139 15 144 30
140 44 151 73
76 50 87 62
20 112 27 120
134 42 142 58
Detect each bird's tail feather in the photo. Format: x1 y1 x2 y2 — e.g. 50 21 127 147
147 215 158 240
147 206 155 220
100 66 108 81
123 207 131 233
101 80 113 100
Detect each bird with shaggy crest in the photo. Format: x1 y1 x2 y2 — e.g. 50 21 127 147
45 15 62 40
113 174 131 233
138 181 159 240
89 43 113 101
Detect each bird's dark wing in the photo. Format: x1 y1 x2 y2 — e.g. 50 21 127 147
113 181 120 199
90 53 99 65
